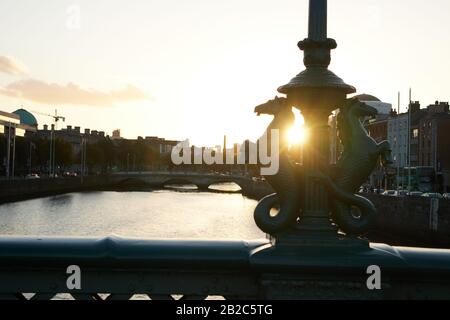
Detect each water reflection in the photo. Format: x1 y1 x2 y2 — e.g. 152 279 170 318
164 184 198 190
208 182 242 192
0 190 264 240
44 194 74 206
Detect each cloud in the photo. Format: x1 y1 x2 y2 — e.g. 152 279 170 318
0 79 150 106
0 56 28 75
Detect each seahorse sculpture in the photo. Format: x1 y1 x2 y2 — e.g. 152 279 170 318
253 96 301 234
321 98 392 235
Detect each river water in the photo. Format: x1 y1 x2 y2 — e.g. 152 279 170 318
0 183 265 239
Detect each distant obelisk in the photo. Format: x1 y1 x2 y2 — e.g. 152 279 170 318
223 135 227 164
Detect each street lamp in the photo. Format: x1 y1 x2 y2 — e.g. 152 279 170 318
253 0 391 247
248 3 450 298
278 0 355 238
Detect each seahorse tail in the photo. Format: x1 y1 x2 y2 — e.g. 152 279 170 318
320 173 377 235
331 194 376 236
254 193 300 234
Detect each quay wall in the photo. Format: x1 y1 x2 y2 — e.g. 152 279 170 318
0 176 110 204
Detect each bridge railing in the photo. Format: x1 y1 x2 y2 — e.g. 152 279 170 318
0 237 265 300
2 236 450 300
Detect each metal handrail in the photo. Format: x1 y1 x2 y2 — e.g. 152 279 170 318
2 236 450 299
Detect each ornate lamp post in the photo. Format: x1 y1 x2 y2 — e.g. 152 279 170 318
253 0 391 248
248 1 450 300
278 0 355 240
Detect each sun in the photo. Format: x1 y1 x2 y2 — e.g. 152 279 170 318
287 110 308 146
288 126 308 146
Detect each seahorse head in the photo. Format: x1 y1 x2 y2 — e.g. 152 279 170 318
255 96 295 152
343 98 378 118
254 96 289 116
338 98 378 147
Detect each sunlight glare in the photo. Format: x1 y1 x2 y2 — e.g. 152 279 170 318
288 126 308 146
287 110 308 146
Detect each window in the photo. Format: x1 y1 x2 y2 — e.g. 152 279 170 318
413 129 419 138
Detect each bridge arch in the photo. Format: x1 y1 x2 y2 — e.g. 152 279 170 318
162 178 199 190
111 173 254 194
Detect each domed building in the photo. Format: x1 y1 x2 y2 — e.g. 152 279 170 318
13 109 38 128
354 94 381 102
353 93 392 116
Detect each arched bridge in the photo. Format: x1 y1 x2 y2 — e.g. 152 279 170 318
109 171 258 192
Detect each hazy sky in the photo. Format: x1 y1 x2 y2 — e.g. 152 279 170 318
0 0 449 146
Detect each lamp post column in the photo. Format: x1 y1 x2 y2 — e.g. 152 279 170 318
299 110 335 233
308 0 327 40
277 0 356 239
302 0 331 231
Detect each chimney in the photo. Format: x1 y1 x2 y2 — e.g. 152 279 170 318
67 125 72 131
51 124 55 131
84 128 90 135
99 131 105 137
43 124 48 131
428 101 449 113
410 101 420 114
74 126 80 133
